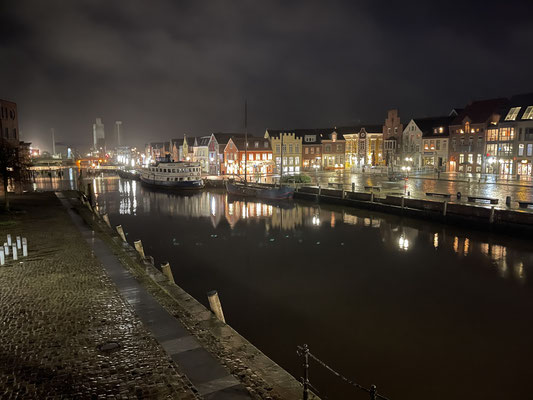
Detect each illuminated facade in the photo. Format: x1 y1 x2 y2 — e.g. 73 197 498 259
264 130 303 174
193 136 210 173
223 137 273 179
207 132 246 175
486 93 533 176
321 131 345 169
338 125 384 168
448 98 508 173
403 116 454 171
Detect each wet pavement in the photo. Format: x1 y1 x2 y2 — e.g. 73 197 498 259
0 192 200 399
55 192 252 399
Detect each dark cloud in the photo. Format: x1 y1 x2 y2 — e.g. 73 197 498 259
1 0 532 151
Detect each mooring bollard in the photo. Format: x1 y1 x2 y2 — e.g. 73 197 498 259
0 249 4 265
401 196 405 209
7 234 11 246
102 213 111 229
490 206 495 224
352 182 355 192
22 238 27 257
16 236 21 250
161 262 175 284
342 190 345 199
505 196 511 207
12 245 17 261
134 240 145 259
207 290 226 323
116 225 127 242
370 192 374 203
4 242 9 256
443 201 448 216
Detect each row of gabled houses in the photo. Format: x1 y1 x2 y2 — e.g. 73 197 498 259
145 92 533 177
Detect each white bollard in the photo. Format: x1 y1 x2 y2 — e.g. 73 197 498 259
7 234 11 246
0 249 4 265
22 238 27 257
4 243 9 256
16 236 21 250
12 245 17 261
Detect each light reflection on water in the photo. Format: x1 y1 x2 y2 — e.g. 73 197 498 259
103 178 530 288
94 177 533 399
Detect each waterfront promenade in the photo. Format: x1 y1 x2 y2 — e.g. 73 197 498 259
0 191 307 399
0 192 201 398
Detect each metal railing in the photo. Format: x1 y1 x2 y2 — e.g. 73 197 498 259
297 344 391 400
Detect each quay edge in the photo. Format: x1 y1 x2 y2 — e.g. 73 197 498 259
76 190 318 400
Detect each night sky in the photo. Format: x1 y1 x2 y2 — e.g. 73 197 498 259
1 0 532 151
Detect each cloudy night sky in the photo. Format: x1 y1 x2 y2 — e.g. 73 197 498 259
1 0 532 151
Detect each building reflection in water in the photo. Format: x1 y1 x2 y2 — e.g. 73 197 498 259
93 177 530 285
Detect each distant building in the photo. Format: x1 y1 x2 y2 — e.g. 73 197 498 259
207 133 246 175
0 99 19 145
264 130 303 174
487 93 533 176
448 98 508 173
321 131 346 169
382 109 404 166
404 116 455 171
192 136 210 173
338 125 384 168
223 137 273 178
93 118 105 152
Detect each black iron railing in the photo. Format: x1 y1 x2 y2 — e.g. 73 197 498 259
297 344 391 400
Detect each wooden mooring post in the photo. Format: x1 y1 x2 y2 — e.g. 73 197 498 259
116 225 127 242
207 290 225 323
161 262 175 284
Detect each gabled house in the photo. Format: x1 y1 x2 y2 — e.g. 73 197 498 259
193 136 210 173
321 131 346 169
382 109 404 166
207 133 246 175
448 98 508 173
223 137 273 179
418 116 454 171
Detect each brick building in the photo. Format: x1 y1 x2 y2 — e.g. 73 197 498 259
448 98 508 173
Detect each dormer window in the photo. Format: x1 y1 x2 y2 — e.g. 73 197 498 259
254 141 259 148
439 127 444 133
465 122 470 133
332 133 337 142
523 106 533 120
505 107 521 121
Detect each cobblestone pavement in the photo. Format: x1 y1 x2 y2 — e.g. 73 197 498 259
0 192 200 399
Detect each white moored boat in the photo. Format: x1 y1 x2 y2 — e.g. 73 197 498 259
140 161 204 190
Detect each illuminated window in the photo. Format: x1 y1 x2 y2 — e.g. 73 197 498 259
519 144 524 156
465 122 470 133
505 107 521 121
439 127 444 133
249 154 253 161
499 127 515 141
487 128 498 141
528 144 533 156
459 154 465 163
305 147 309 154
523 106 533 120
468 154 473 164
476 154 482 164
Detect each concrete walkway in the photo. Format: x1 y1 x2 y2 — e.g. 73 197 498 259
56 192 251 399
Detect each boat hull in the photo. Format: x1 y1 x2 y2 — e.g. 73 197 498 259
140 176 204 190
225 181 294 200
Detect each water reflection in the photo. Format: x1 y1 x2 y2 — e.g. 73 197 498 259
92 176 533 399
93 177 533 287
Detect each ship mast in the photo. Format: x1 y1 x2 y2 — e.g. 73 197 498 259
244 100 248 183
